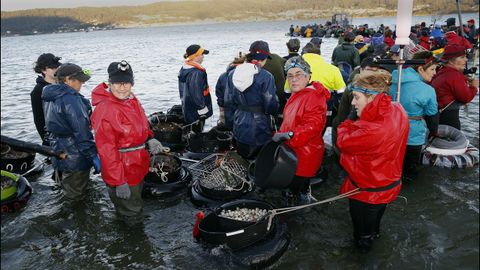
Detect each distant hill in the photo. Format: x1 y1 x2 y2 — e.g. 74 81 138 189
1 0 478 36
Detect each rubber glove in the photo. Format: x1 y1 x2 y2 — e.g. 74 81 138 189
92 155 101 174
146 138 163 155
116 183 131 200
272 132 293 142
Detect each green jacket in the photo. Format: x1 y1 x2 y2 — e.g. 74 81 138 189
264 53 286 113
331 42 360 69
331 68 360 153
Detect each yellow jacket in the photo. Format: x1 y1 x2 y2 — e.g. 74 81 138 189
285 53 346 93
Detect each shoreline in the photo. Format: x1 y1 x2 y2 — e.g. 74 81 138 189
2 10 478 38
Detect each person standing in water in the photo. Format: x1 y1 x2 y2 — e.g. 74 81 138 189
337 70 409 251
273 57 329 205
225 40 279 160
178 44 213 132
42 63 100 200
31 53 62 145
91 60 164 225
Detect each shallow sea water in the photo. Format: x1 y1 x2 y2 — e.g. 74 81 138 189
1 13 479 269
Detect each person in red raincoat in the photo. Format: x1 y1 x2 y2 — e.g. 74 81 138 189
431 44 478 130
272 56 329 205
337 69 409 251
91 60 164 225
444 26 473 49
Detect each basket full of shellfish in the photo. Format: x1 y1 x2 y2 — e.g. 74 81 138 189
195 199 276 250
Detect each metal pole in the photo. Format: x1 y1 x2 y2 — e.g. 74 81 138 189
396 45 405 103
456 0 465 38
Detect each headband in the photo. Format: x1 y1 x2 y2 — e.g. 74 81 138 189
350 85 380 95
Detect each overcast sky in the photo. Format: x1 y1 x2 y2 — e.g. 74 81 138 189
1 0 186 11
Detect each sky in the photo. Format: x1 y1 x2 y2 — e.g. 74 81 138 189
1 0 187 11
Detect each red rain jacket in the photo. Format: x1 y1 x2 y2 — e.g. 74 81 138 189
419 36 431 50
90 83 153 187
384 37 395 48
431 66 478 109
337 93 409 204
279 82 330 177
444 31 473 49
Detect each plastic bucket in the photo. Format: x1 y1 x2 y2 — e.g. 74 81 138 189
253 141 297 189
1 170 18 201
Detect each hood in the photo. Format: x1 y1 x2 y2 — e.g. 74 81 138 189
232 63 259 92
311 81 331 100
91 82 135 106
391 67 422 84
360 93 392 122
36 75 49 86
178 66 195 83
341 43 354 50
41 83 77 101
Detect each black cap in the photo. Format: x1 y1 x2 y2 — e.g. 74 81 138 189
35 53 62 73
56 63 90 82
185 44 209 59
108 60 134 84
249 40 272 60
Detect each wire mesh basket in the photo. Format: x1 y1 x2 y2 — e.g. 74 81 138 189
188 152 252 191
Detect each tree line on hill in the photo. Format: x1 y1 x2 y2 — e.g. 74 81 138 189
1 0 478 36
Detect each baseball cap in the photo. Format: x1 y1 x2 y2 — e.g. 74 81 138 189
184 44 209 59
249 40 272 60
55 63 91 82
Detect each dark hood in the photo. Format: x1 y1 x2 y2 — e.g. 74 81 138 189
41 83 77 101
341 42 355 50
178 66 196 83
35 75 49 86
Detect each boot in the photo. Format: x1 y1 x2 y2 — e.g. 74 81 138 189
355 235 373 252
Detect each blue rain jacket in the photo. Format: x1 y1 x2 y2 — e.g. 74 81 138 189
390 68 438 146
178 64 213 124
225 63 279 146
215 65 236 129
42 84 97 171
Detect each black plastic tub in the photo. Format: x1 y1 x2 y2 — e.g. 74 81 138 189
185 129 233 155
254 141 297 189
189 180 250 207
198 199 274 251
1 144 36 175
142 166 192 199
144 154 183 183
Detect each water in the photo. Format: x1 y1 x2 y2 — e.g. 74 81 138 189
1 14 479 269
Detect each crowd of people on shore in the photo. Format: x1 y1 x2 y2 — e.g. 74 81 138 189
29 16 478 251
